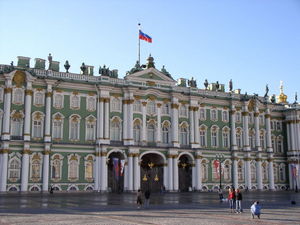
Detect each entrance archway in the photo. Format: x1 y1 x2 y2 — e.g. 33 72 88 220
178 155 192 192
140 153 164 193
108 151 125 193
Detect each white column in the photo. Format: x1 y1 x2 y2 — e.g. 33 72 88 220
100 153 107 191
133 154 140 191
242 107 250 151
265 110 273 152
123 100 128 142
173 156 179 191
23 89 33 141
124 162 129 191
230 107 237 150
0 150 8 191
286 122 291 151
2 87 12 140
142 102 147 143
189 107 195 145
168 155 173 190
21 149 30 191
194 107 200 146
127 100 134 145
104 99 110 142
171 103 179 147
192 165 195 189
94 150 100 191
254 110 261 151
268 158 275 190
232 157 238 189
195 156 202 190
128 154 133 191
44 91 52 142
244 158 251 190
42 147 50 192
156 104 162 144
163 164 168 190
288 163 294 190
256 156 263 190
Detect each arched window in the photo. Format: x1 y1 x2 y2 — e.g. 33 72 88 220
273 164 278 182
69 115 80 140
260 131 265 149
211 126 218 147
147 101 156 114
199 126 207 147
224 162 231 180
238 161 244 181
34 92 44 106
51 154 63 180
211 109 217 121
272 136 276 152
111 118 121 141
133 100 141 112
249 130 255 149
86 116 96 141
222 127 230 148
262 163 268 181
162 123 170 144
179 105 187 117
279 164 286 181
277 137 283 153
31 154 41 180
236 128 243 149
111 98 121 111
87 97 96 111
201 160 208 181
11 112 23 136
52 113 64 139
162 103 169 115
249 112 254 124
199 108 206 120
71 95 80 109
32 112 44 138
54 94 63 108
85 155 94 180
13 88 23 104
147 123 155 142
133 122 141 143
8 158 21 180
179 125 188 145
68 154 79 180
222 111 228 122
259 115 264 125
235 112 241 123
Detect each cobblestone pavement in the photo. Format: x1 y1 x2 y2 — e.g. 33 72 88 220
0 191 299 225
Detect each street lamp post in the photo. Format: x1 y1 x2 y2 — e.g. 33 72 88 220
215 154 224 189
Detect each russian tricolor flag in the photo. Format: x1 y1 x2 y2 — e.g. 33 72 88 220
139 30 152 43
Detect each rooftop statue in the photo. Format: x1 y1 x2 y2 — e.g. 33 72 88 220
127 61 143 75
80 63 86 74
10 61 14 67
294 92 298 104
48 53 52 70
215 81 220 90
204 79 209 90
146 54 155 69
242 92 249 101
264 84 269 98
99 65 110 76
188 77 197 88
229 79 233 92
161 65 173 79
270 94 276 103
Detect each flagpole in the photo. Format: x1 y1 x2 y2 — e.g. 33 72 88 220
138 23 141 65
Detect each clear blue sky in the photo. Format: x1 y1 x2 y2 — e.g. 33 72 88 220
1 0 299 102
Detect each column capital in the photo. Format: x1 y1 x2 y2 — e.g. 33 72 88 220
22 149 32 155
254 112 259 117
25 89 33 96
46 92 53 97
195 155 203 159
142 102 147 106
157 103 162 108
230 110 236 114
264 114 271 119
171 103 179 109
43 150 51 155
267 158 274 162
244 157 252 161
0 149 10 154
4 87 12 94
242 111 249 116
123 99 134 104
100 152 107 157
255 158 262 162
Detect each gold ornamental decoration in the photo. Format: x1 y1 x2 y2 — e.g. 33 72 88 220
13 71 26 87
154 174 159 181
4 87 12 94
142 174 148 181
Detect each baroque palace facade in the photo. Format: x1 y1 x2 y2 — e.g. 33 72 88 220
0 55 299 193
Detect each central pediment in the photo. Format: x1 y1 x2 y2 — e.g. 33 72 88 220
125 67 176 87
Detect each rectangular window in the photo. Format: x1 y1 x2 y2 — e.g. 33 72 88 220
199 108 206 120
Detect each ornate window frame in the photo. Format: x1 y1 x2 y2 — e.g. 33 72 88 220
199 125 207 147
52 112 64 140
179 104 188 117
110 116 122 141
51 154 64 181
30 153 43 182
69 114 81 141
70 93 80 110
68 153 80 181
111 97 121 112
86 96 96 112
33 90 45 107
210 109 218 121
85 115 96 141
12 88 24 105
53 92 64 109
84 154 95 181
10 110 24 136
8 154 21 182
32 111 45 139
211 125 219 148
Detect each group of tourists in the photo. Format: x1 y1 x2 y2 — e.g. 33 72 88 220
225 187 261 219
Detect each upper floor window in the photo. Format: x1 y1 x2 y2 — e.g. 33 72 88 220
199 126 207 147
249 112 254 124
276 121 282 131
179 105 188 117
147 101 156 114
211 109 218 121
111 98 121 111
85 116 96 141
87 97 96 111
211 126 219 147
69 115 80 140
162 122 170 144
70 95 80 109
260 131 265 149
32 112 44 138
11 111 24 136
222 111 228 122
199 108 206 120
34 92 44 106
179 125 188 145
111 117 121 141
133 122 141 142
147 123 155 142
52 113 64 139
13 88 24 105
259 115 264 125
235 112 241 123
162 103 170 115
222 128 230 148
53 94 64 109
133 100 142 112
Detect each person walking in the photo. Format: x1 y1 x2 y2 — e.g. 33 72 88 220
144 190 151 208
228 188 235 213
251 201 261 219
136 189 143 209
235 189 243 213
218 188 223 202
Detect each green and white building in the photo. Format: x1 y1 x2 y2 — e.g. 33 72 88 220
0 55 299 193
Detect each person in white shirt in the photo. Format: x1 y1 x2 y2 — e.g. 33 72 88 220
250 201 261 219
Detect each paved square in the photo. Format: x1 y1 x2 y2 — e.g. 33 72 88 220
0 191 299 224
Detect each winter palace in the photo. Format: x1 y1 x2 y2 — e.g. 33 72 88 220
0 55 299 193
